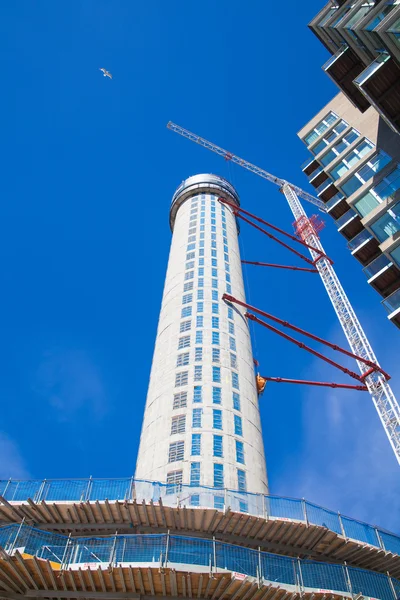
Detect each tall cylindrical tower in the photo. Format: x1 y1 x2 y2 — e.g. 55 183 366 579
135 174 268 496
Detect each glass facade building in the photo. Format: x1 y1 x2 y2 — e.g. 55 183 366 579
298 93 400 328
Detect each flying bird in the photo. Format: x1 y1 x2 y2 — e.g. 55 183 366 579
100 68 112 79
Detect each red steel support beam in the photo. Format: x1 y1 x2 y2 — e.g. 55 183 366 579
219 197 332 264
242 260 318 273
222 294 390 381
263 377 368 391
246 312 364 382
238 213 316 267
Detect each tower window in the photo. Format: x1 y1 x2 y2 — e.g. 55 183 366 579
232 372 240 390
175 371 188 387
237 469 247 492
173 391 187 409
176 352 189 367
169 441 184 462
166 470 182 494
192 408 202 428
184 271 194 281
184 281 193 292
213 435 223 457
212 331 220 345
236 440 245 464
197 289 204 300
212 303 219 314
195 330 203 344
214 463 224 488
212 387 221 404
213 409 222 430
171 415 186 435
193 385 202 403
190 462 200 486
191 433 201 456
180 320 191 333
194 366 202 381
182 294 192 305
178 336 190 350
181 306 192 318
212 317 219 329
197 302 203 313
229 337 236 351
234 414 243 436
228 322 235 335
195 347 203 362
233 392 241 411
230 354 237 369
212 348 220 363
196 316 203 328
212 366 221 382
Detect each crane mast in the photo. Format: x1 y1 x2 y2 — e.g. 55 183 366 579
167 122 400 466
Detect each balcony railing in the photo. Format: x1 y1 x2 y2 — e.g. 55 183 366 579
336 208 357 229
382 288 400 314
348 228 373 251
301 156 316 171
308 166 324 182
0 477 399 555
316 178 334 195
0 524 399 599
326 192 345 211
323 44 349 71
363 254 392 279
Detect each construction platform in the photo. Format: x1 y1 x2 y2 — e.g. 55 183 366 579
0 525 398 600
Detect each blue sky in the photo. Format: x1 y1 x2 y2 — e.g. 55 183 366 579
0 1 399 533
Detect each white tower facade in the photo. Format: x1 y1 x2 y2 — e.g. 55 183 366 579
135 174 268 498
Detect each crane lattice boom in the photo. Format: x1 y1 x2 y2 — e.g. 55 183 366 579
167 122 327 212
167 121 400 465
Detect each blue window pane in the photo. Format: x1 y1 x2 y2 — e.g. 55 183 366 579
232 372 239 390
212 387 221 404
212 290 218 301
212 317 219 329
196 316 203 328
213 366 221 382
213 409 222 430
190 462 200 486
197 302 203 313
233 392 241 411
214 463 224 488
197 289 204 300
192 409 202 428
212 331 220 345
195 330 203 344
237 469 247 492
213 435 223 457
191 434 201 455
181 306 192 318
193 386 202 403
212 279 218 289
234 414 243 436
236 440 245 464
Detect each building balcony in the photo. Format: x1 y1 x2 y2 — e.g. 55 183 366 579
382 287 400 328
363 254 400 297
322 45 371 112
326 193 349 220
348 228 381 264
308 166 324 183
336 209 363 240
354 54 400 135
301 156 320 176
316 179 339 202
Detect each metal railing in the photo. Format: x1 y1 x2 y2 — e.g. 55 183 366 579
0 525 398 600
363 254 392 279
325 192 345 211
0 478 399 556
348 228 373 251
382 288 400 314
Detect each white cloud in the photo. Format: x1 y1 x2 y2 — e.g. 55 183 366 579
0 433 30 479
34 348 108 421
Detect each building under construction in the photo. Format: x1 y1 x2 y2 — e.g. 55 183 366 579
0 174 399 600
